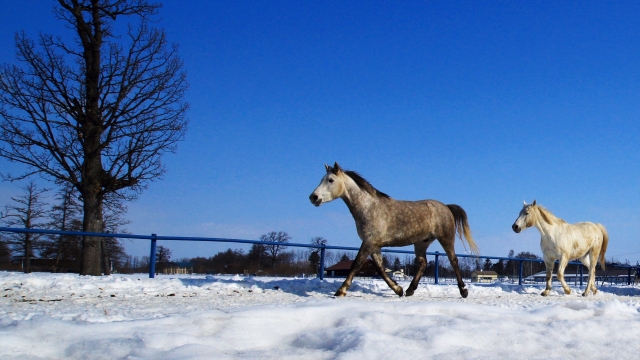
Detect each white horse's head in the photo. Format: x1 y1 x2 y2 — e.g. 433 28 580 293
512 200 537 233
309 162 347 207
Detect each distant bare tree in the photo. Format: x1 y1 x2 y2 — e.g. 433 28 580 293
0 182 49 272
0 241 11 263
393 257 401 271
260 231 291 268
156 245 171 262
0 1 188 275
40 183 129 274
101 197 130 274
308 236 327 273
42 183 83 272
248 243 266 268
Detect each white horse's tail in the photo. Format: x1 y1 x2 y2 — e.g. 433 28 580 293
596 223 609 270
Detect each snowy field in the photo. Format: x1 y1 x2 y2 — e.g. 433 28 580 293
2 272 640 359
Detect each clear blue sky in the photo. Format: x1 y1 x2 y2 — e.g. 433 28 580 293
1 1 639 263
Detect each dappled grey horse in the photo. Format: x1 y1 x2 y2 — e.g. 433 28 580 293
309 162 479 298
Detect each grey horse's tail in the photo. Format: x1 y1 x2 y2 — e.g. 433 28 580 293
447 204 479 255
596 223 608 270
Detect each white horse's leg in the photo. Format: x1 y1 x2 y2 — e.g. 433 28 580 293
585 250 599 296
579 255 591 296
541 257 554 296
335 244 374 297
371 251 403 297
557 257 571 295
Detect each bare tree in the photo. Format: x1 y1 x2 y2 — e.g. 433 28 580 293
259 231 291 268
0 1 189 275
156 245 171 262
0 241 11 263
0 182 49 273
308 236 327 273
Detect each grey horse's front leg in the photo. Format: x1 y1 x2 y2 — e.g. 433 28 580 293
335 245 373 297
371 251 403 297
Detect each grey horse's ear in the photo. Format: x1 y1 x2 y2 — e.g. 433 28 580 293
333 162 341 171
523 200 527 206
532 199 537 206
324 163 330 172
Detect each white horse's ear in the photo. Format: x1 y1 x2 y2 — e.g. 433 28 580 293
324 163 330 172
523 200 527 206
532 199 537 206
333 162 341 171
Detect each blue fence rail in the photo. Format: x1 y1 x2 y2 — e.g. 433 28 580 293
0 226 636 287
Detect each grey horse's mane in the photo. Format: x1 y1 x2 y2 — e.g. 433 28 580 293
534 205 566 225
342 170 390 199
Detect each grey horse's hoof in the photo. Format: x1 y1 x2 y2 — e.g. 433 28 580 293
460 288 468 298
405 287 415 296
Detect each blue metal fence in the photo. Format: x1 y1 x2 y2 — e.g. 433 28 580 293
0 226 635 286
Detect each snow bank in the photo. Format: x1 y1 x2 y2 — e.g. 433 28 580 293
1 272 640 359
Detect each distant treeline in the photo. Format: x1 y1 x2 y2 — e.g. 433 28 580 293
132 230 551 279
1 182 128 273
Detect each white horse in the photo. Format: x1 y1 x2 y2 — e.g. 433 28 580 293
512 200 608 296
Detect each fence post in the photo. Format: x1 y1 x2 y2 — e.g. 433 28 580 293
149 234 157 279
518 260 524 285
579 265 583 288
319 244 326 280
434 251 439 284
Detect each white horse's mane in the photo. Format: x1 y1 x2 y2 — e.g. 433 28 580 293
533 205 566 225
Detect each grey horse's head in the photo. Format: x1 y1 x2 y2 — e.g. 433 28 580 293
309 162 346 207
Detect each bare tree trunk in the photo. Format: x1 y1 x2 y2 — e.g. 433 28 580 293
101 238 111 275
24 233 31 273
53 236 63 273
81 187 103 275
51 242 62 273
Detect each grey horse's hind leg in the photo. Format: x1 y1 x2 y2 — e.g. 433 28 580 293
440 235 469 298
371 251 403 297
405 257 426 296
335 244 374 297
405 242 429 296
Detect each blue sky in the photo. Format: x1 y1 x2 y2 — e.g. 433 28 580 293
1 1 639 264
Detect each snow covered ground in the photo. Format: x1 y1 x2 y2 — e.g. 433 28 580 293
2 272 640 359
